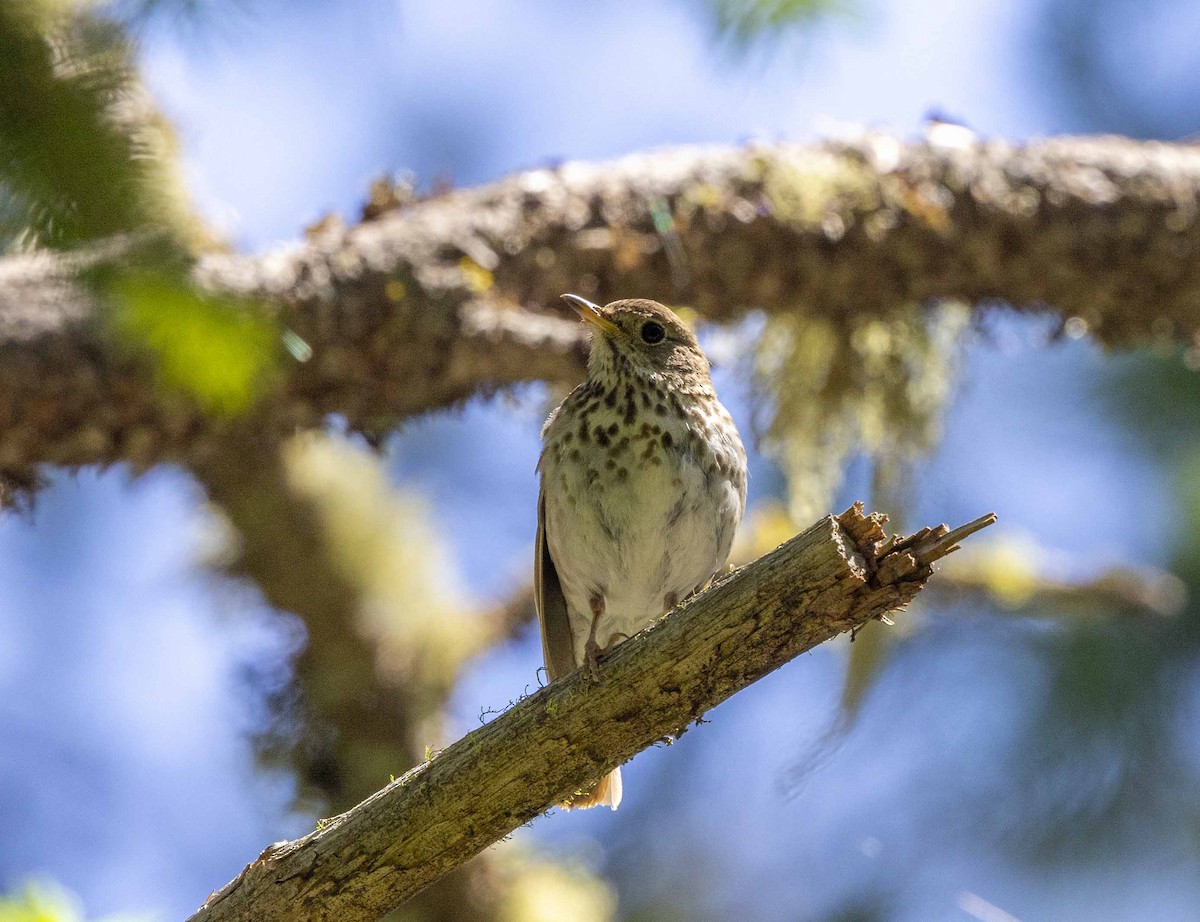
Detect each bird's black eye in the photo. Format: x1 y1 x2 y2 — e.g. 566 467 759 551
640 321 666 344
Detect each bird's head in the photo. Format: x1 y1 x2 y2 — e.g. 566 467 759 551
560 294 710 386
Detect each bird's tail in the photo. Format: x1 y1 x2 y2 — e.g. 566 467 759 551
559 767 623 811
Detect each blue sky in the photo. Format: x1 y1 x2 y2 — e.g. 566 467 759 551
141 0 1042 250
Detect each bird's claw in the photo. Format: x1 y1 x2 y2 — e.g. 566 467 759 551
583 633 631 683
584 640 603 683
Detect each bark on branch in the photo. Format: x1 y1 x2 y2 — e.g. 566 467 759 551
190 504 996 922
2 134 1200 476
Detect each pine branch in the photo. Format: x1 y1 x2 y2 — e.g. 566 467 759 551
1 134 1200 480
190 504 995 922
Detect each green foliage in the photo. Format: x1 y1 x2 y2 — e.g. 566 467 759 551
0 1 279 421
1105 349 1200 454
0 880 143 922
107 270 279 414
496 852 616 922
0 0 215 252
701 0 849 45
753 302 969 523
0 880 77 922
0 3 153 248
280 432 485 682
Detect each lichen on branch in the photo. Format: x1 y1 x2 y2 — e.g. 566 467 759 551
3 134 1200 483
190 504 995 922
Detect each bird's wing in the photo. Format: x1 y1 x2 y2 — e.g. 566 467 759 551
535 486 576 681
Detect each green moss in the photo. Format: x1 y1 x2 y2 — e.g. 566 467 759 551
754 302 970 522
758 150 881 232
106 270 279 416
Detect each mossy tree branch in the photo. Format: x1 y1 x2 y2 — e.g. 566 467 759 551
190 504 995 922
2 135 1200 481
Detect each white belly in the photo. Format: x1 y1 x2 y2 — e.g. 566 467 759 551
541 411 743 666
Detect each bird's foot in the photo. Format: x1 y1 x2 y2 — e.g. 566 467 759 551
584 595 605 683
583 632 631 683
584 638 604 683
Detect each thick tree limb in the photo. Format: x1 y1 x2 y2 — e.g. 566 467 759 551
191 504 995 922
2 134 1200 474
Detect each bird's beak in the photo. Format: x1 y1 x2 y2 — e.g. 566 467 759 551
561 293 622 338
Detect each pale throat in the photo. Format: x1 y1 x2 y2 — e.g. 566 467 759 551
587 337 710 396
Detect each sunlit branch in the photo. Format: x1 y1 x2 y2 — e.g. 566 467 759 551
190 505 994 922
3 134 1200 485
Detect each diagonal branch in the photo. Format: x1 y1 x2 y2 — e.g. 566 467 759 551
2 135 1200 475
190 504 995 922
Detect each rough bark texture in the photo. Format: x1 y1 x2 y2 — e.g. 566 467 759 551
190 505 995 922
3 134 1200 478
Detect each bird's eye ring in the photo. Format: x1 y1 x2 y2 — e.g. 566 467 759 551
640 321 666 344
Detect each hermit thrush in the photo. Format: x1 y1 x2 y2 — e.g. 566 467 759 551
536 294 748 809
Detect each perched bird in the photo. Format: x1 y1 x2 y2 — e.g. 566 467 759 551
536 294 748 809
